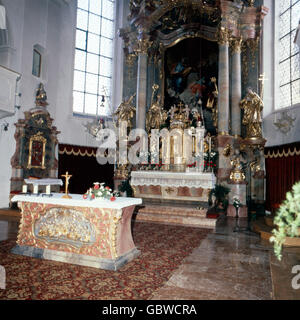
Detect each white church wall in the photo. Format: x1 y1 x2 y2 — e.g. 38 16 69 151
54 0 126 148
262 0 300 147
0 0 74 208
0 0 126 207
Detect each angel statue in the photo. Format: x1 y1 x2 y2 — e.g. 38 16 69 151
240 88 263 138
114 94 136 131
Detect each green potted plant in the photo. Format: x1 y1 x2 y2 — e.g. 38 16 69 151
270 181 300 261
208 184 230 212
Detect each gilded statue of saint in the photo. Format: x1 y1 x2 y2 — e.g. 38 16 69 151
146 94 167 132
240 88 263 138
114 94 136 131
35 83 48 106
206 77 218 127
146 84 167 132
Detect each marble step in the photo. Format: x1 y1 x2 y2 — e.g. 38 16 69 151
137 205 207 218
253 218 300 247
134 206 216 229
264 215 275 228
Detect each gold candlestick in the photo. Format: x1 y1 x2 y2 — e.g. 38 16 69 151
61 171 72 199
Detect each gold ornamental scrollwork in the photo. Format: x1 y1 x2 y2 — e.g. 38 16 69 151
217 27 231 46
135 38 153 55
230 38 242 54
223 144 233 158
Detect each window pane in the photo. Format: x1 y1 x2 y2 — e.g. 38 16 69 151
85 73 98 94
98 96 110 116
101 18 114 38
291 29 300 55
98 76 111 95
99 56 112 76
100 37 113 57
279 85 292 108
292 79 300 104
280 0 291 14
86 52 99 74
291 1 300 30
279 35 291 61
88 13 101 34
292 54 300 80
73 70 85 92
102 0 114 20
279 59 291 85
73 91 84 113
87 33 100 54
73 0 115 116
89 0 102 14
74 50 86 71
85 93 98 114
77 9 88 30
78 0 89 11
76 29 86 50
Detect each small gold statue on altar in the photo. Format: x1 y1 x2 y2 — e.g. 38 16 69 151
146 84 168 132
229 149 246 183
61 171 72 199
206 77 218 128
35 83 48 107
240 88 264 138
114 94 136 131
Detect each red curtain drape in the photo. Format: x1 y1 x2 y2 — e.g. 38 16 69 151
58 144 114 195
265 142 300 211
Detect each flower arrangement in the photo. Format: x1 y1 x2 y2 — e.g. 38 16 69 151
233 197 242 209
83 182 118 201
203 151 218 172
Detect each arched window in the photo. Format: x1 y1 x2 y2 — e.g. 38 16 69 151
278 0 300 109
73 0 115 116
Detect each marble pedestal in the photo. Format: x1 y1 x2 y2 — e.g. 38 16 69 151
227 183 247 218
11 194 142 271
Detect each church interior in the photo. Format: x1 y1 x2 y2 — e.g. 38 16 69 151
0 0 300 301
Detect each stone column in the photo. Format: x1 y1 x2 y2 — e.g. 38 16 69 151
217 28 230 135
230 38 242 137
135 36 151 130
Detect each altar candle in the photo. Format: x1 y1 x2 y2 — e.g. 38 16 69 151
46 185 51 195
209 137 211 153
33 185 38 194
22 185 27 193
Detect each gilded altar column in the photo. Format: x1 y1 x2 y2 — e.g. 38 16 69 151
217 27 230 135
135 35 152 130
230 38 242 137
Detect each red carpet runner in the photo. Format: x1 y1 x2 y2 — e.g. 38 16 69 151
0 222 210 300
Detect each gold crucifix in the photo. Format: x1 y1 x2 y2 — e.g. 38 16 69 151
61 171 72 199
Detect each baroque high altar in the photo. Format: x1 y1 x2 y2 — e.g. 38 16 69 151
114 0 269 217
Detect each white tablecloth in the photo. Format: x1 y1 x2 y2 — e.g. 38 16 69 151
131 171 216 189
11 193 142 210
24 179 63 186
